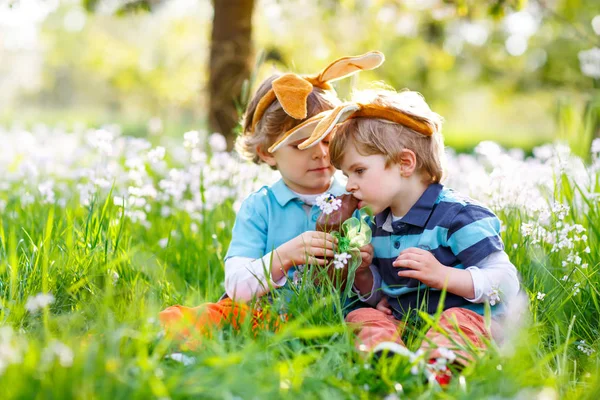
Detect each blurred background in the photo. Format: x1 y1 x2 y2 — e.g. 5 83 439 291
1 0 599 154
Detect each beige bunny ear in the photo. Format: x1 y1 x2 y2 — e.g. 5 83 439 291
249 51 385 135
312 51 385 84
297 104 360 150
268 111 329 153
272 73 314 120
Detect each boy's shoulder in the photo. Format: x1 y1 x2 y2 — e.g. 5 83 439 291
435 187 498 228
237 184 275 215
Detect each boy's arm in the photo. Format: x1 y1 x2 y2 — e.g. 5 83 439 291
395 204 507 299
353 264 383 306
394 249 475 298
225 193 273 300
225 255 288 302
226 193 337 300
465 251 520 303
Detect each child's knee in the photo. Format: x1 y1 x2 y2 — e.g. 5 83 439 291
440 307 481 325
345 307 387 324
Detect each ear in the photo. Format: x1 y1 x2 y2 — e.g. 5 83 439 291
256 145 277 167
397 149 417 177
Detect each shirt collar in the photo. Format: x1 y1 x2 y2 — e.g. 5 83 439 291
270 177 347 207
376 183 444 232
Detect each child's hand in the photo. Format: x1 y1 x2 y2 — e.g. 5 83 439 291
376 297 392 315
351 244 374 294
393 247 449 290
278 231 338 269
357 244 374 272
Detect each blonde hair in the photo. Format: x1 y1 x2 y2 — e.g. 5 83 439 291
235 74 339 167
329 89 446 184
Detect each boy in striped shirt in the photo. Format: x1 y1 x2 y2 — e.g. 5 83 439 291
316 89 520 382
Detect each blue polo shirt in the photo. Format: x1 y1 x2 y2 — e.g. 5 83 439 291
371 183 504 319
226 177 347 283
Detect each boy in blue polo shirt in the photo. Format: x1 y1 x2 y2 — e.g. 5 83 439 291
159 52 384 347
302 89 520 383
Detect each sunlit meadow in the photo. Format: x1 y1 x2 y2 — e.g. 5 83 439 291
1 123 599 399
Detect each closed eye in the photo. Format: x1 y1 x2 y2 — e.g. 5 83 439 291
355 168 365 175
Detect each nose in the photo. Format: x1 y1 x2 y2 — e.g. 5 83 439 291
311 141 328 159
346 177 357 193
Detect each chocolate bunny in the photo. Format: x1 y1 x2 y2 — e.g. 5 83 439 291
314 193 360 289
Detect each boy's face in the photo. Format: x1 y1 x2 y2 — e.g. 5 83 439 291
340 143 403 215
266 135 336 194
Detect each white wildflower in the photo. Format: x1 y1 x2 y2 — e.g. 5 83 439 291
147 117 163 135
165 352 196 366
437 347 456 363
578 47 600 79
42 340 74 367
577 340 596 356
537 292 546 301
592 138 600 154
158 238 169 248
0 326 24 375
333 252 352 269
111 271 119 285
25 293 55 313
316 193 342 215
487 286 501 306
38 181 55 204
148 146 166 163
160 206 171 218
208 133 227 153
183 130 201 149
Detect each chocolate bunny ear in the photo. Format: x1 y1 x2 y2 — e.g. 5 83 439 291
297 103 436 150
250 51 385 135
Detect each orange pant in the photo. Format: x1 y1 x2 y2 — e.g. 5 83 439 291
159 298 282 350
345 307 500 366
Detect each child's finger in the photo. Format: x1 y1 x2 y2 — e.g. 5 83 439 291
311 232 338 246
307 256 329 266
359 243 374 253
393 259 421 269
397 270 419 279
376 303 392 314
311 247 335 258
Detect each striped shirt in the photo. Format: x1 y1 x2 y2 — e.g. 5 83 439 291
371 183 504 319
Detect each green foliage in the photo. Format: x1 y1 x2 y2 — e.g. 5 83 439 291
1 143 600 397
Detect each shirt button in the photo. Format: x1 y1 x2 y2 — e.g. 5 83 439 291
394 240 401 249
312 214 319 222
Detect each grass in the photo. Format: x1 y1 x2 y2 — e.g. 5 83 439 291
1 136 599 398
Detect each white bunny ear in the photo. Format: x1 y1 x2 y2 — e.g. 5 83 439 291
315 51 385 84
268 112 328 153
298 104 360 150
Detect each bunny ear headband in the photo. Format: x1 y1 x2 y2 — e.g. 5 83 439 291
257 51 385 153
296 102 436 150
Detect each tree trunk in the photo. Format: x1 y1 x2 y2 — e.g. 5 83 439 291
209 0 255 150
